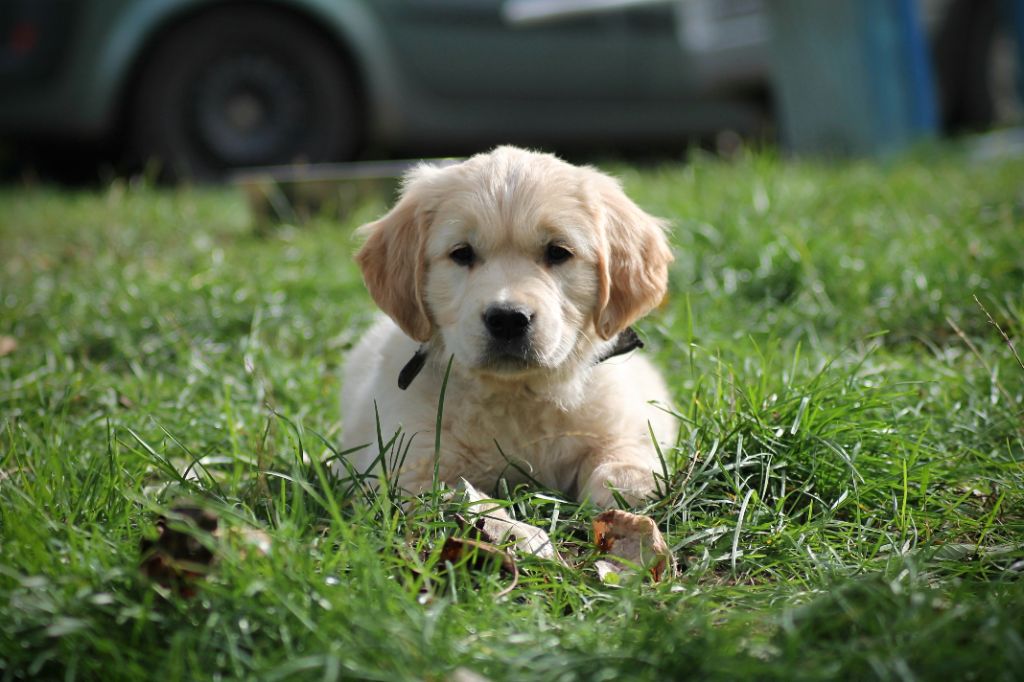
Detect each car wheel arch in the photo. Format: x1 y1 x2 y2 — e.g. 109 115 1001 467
110 0 387 166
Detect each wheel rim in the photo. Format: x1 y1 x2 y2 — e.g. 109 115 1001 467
190 52 307 166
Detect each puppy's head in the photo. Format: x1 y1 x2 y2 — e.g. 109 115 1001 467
356 146 673 379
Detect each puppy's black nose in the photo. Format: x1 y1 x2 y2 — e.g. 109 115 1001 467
483 305 532 342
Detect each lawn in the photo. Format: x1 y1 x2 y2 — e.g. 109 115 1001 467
1 147 1022 681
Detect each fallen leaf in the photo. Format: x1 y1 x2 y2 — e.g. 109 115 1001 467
457 478 564 564
139 502 273 597
140 503 219 597
592 509 677 582
453 512 490 541
441 537 516 574
438 537 519 598
0 336 16 357
594 559 623 585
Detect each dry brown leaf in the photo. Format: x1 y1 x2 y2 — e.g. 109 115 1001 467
594 559 624 584
439 537 519 598
592 509 677 582
140 502 271 597
457 479 563 564
440 537 516 574
139 504 219 598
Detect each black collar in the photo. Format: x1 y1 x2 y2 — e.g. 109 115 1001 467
595 326 644 364
396 327 644 390
397 346 429 390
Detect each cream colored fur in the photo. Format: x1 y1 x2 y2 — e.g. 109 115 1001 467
340 146 675 507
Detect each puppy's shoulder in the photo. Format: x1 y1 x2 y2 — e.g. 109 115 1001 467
343 317 418 396
347 313 406 358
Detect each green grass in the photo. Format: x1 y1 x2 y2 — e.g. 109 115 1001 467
2 147 1023 681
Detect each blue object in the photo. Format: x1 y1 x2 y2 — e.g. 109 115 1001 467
896 0 939 132
767 0 939 156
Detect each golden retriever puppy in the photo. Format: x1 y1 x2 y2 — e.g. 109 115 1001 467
340 146 675 507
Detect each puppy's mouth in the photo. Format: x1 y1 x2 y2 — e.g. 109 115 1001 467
478 341 541 374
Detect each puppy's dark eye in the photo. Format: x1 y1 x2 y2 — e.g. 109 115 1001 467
449 244 476 267
544 243 573 266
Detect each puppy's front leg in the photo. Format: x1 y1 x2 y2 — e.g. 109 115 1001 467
577 450 659 508
387 442 493 499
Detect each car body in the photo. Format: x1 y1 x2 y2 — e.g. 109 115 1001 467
1 0 1011 178
0 0 769 177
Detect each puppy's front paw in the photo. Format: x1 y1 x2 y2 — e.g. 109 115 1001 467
580 461 658 509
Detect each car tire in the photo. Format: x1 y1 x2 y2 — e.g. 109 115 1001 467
130 7 359 180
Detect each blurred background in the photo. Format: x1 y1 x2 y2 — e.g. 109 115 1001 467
1 0 1022 183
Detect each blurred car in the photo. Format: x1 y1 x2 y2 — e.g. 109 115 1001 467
0 0 1015 179
0 0 772 179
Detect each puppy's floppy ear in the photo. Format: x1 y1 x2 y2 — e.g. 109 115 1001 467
355 173 435 342
591 174 674 340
